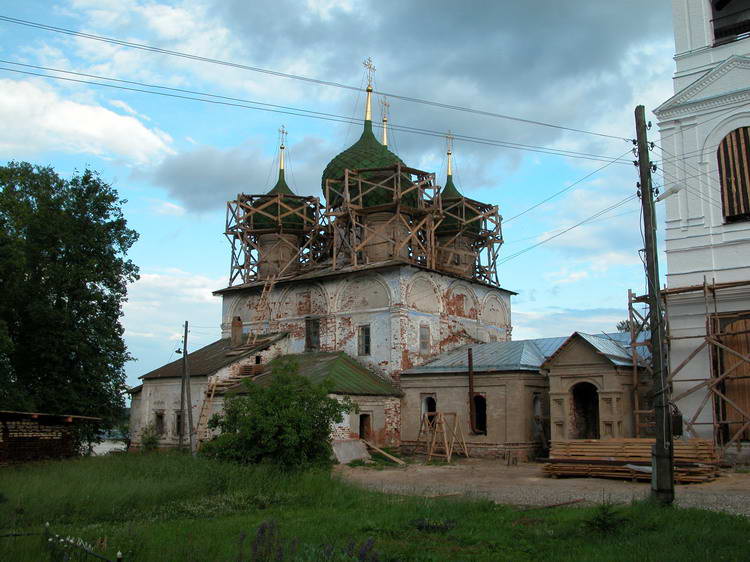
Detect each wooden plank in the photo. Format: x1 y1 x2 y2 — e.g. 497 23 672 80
364 440 405 465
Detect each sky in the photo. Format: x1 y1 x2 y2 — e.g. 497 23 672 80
0 1 677 389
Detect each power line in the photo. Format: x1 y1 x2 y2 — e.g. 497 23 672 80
502 206 639 246
0 60 634 165
0 14 631 142
503 148 634 224
498 194 637 264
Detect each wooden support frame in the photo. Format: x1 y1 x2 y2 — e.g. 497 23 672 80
225 192 321 285
656 278 750 452
411 412 469 463
323 163 503 287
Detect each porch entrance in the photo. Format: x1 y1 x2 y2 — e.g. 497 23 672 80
570 382 600 439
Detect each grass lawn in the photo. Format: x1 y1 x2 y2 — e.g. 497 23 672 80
1 453 748 561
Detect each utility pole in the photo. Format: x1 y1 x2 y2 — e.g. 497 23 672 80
182 321 196 454
178 353 185 450
634 105 674 504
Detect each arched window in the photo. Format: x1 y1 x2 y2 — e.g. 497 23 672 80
422 395 436 415
422 395 437 425
473 395 487 434
717 126 750 222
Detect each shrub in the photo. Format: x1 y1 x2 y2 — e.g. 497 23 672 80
140 423 159 452
583 502 626 535
201 357 351 469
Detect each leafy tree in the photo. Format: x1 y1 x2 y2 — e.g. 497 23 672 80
202 358 351 468
0 162 139 426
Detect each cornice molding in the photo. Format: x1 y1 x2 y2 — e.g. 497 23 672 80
655 55 750 118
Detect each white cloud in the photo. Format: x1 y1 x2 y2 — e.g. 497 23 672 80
148 199 186 216
513 306 627 340
109 99 151 121
545 268 589 285
0 79 173 165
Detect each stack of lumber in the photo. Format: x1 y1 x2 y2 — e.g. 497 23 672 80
544 439 718 483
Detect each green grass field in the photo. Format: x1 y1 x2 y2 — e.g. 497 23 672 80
1 453 748 561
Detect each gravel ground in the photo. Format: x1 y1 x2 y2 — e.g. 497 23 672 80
337 458 750 516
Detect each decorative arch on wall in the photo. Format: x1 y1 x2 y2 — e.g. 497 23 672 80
405 274 442 314
274 283 328 319
445 281 479 319
480 293 509 328
227 295 253 324
336 273 391 312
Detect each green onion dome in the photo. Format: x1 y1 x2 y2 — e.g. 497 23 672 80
321 119 414 208
250 168 307 231
437 173 481 235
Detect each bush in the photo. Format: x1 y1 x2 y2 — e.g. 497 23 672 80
201 358 350 469
140 423 159 452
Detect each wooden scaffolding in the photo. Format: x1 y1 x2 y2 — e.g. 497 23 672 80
630 278 750 452
323 163 503 286
225 192 321 286
410 412 470 463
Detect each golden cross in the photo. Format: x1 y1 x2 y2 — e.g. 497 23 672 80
380 96 390 119
363 57 376 87
446 130 454 154
278 125 287 148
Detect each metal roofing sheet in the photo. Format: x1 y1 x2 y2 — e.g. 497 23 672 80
532 336 568 358
252 352 401 396
403 339 548 375
140 334 287 380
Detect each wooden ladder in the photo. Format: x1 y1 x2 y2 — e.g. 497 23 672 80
195 378 219 444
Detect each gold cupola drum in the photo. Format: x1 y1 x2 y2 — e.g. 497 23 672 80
225 128 320 284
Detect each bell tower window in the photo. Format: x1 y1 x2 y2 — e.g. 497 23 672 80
717 126 750 222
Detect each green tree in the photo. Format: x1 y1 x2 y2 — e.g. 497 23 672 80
202 358 351 468
0 162 139 424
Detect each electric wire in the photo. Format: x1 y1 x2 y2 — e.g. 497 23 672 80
0 14 630 141
0 61 633 165
497 194 637 264
503 148 634 224
502 206 639 246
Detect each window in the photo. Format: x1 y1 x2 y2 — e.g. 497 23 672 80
419 324 431 354
154 412 165 436
358 324 371 356
473 395 487 435
711 0 750 45
305 317 320 352
174 411 183 437
421 395 437 424
717 126 750 222
255 355 262 364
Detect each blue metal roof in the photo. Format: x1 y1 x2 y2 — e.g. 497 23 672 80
402 330 648 376
578 333 632 366
402 336 565 375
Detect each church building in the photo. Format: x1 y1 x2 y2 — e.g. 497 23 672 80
129 68 514 452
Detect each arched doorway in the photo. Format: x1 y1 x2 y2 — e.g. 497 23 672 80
570 382 600 439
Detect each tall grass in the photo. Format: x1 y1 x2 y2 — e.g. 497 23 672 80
2 453 750 561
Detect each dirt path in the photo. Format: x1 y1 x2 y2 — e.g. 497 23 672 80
337 458 750 516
